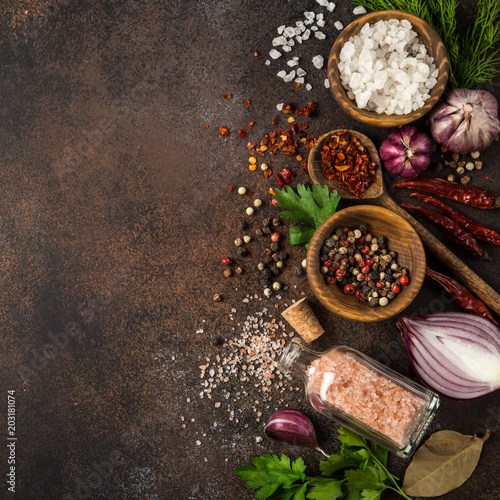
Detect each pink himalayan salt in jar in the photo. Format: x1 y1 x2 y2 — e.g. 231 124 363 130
279 339 440 457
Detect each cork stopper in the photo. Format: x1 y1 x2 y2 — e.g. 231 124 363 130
281 298 324 343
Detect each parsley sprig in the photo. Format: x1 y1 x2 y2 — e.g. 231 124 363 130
273 184 341 246
236 426 412 500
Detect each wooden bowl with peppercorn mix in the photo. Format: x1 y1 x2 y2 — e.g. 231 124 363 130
328 11 449 127
307 205 426 322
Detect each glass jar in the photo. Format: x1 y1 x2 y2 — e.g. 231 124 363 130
279 339 440 457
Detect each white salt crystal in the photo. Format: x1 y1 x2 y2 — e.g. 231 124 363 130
304 11 315 20
316 13 324 20
395 71 411 87
417 62 430 78
277 25 285 34
282 45 292 52
297 67 307 77
294 27 302 36
353 6 367 15
350 72 362 89
295 77 305 84
356 90 371 108
295 36 303 44
317 0 329 6
276 103 283 111
317 19 325 28
324 78 330 88
272 36 287 46
277 70 287 78
312 55 324 69
311 25 318 31
425 77 437 89
306 83 312 91
269 49 282 59
265 60 270 66
284 27 296 38
283 70 296 82
296 20 305 30
287 59 298 67
334 21 344 30
287 39 295 46
315 31 326 40
340 41 355 61
328 2 336 12
302 29 311 40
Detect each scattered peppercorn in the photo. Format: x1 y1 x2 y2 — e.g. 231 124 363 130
270 242 279 252
222 257 231 266
271 232 281 242
294 267 303 277
272 282 281 290
255 228 263 237
234 238 243 246
254 199 262 208
237 247 248 257
264 288 272 297
238 187 247 195
261 163 269 171
246 207 254 215
272 217 282 227
243 235 252 243
224 269 233 277
213 293 222 302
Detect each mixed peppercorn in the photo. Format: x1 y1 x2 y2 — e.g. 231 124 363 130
321 130 377 197
319 224 410 307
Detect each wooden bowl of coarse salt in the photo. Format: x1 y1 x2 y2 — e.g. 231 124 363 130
328 11 449 127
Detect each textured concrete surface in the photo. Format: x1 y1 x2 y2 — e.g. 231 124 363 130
1 1 499 499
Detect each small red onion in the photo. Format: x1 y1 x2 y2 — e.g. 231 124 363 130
264 409 328 457
398 312 500 400
428 88 500 153
379 125 431 178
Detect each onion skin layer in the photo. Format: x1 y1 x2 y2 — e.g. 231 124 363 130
398 312 500 400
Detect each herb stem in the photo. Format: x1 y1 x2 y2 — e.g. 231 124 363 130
372 456 412 500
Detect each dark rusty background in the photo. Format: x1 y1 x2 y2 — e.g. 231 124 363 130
1 0 499 499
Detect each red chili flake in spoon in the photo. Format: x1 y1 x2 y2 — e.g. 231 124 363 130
321 130 377 197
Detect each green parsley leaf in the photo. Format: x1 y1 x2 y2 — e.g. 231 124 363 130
236 454 306 498
360 489 384 500
273 483 308 500
320 453 364 477
273 184 340 246
306 477 344 500
338 426 370 450
345 466 387 491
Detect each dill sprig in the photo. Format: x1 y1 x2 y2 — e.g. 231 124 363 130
350 0 500 88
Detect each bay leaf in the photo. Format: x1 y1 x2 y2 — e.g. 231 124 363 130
402 429 490 497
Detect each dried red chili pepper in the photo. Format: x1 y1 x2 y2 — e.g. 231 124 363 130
426 267 498 325
219 126 229 137
393 177 500 209
228 185 235 193
400 203 491 260
410 193 500 245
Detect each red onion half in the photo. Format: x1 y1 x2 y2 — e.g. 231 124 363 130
428 89 500 153
398 312 500 400
379 125 431 178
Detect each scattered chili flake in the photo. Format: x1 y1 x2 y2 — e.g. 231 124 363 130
264 169 272 178
248 191 255 197
228 185 236 193
245 99 251 107
222 93 232 99
253 51 260 57
296 155 303 161
321 130 377 197
276 168 296 188
248 121 254 129
295 83 301 88
246 141 256 150
238 128 248 139
219 126 229 137
287 117 296 123
203 124 209 130
271 117 279 125
269 188 276 196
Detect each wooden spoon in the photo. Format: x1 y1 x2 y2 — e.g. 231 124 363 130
308 130 500 316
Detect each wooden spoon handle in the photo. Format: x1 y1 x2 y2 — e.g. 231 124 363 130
378 194 500 316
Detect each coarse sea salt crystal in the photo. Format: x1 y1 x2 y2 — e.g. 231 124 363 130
317 19 325 28
306 83 312 91
287 59 298 67
317 0 329 6
277 70 287 78
277 25 285 34
283 70 296 82
312 55 324 69
328 2 336 12
272 36 287 46
269 49 282 59
297 67 306 77
334 21 344 30
302 29 311 40
315 31 326 40
324 78 330 88
282 45 292 52
353 6 367 15
284 26 296 38
295 77 305 84
304 11 315 20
